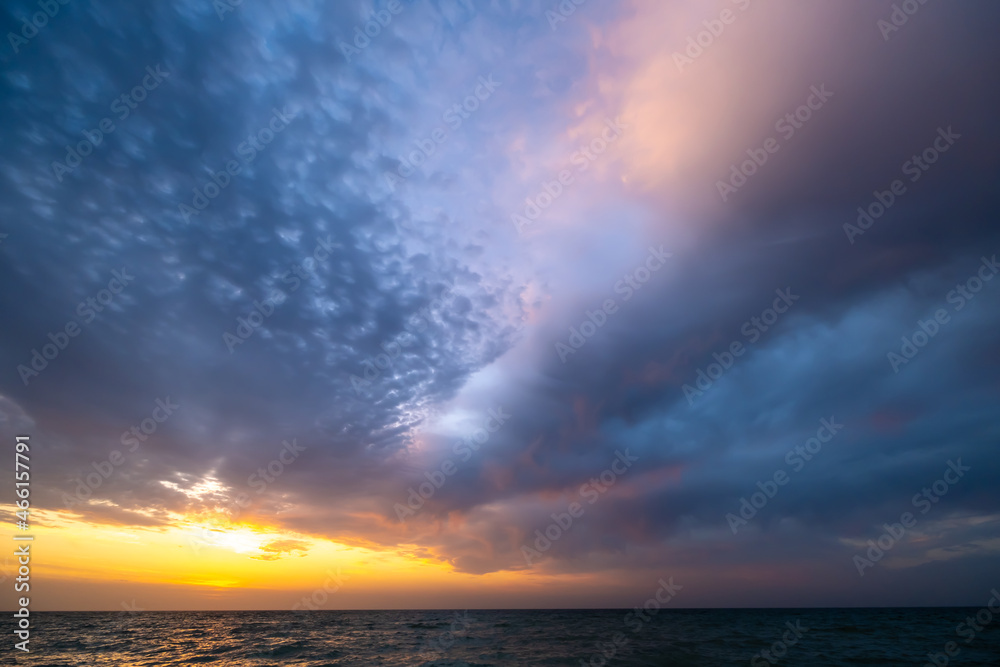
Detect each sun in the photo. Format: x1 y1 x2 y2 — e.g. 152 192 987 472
195 525 267 554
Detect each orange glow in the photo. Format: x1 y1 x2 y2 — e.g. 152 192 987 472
7 506 550 610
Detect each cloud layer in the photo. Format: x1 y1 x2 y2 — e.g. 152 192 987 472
1 0 999 607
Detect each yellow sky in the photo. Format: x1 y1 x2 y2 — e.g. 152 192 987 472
1 507 600 611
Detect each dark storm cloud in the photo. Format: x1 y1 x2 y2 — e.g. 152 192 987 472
0 0 526 519
366 1 1000 595
0 0 997 606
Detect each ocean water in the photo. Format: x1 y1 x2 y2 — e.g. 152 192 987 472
13 608 1000 666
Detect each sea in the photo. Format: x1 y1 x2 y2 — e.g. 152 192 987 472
12 608 1000 666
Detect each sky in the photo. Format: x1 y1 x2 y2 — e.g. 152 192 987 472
1 0 999 611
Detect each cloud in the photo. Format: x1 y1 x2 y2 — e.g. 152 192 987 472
250 538 310 560
1 0 998 606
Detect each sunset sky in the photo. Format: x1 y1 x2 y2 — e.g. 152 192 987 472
1 0 999 611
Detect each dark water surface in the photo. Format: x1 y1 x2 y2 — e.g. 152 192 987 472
12 608 1000 666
